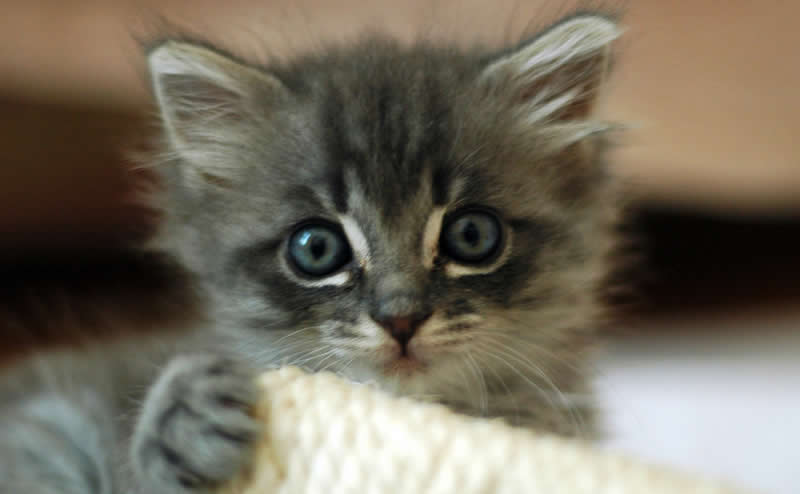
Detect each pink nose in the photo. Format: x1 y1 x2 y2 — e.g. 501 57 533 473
374 313 431 347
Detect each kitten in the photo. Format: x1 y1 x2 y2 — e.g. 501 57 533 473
0 13 623 494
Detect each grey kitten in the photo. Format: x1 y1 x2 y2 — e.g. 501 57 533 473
0 13 623 494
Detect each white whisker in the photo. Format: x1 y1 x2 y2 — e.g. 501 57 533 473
464 350 488 416
477 337 585 436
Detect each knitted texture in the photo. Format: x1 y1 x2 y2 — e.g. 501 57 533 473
222 367 747 494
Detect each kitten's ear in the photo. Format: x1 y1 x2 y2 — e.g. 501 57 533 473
146 41 288 184
481 14 620 122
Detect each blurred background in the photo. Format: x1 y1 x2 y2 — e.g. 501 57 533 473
1 1 798 493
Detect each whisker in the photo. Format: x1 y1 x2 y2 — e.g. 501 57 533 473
478 355 521 425
471 339 561 421
464 350 488 416
315 349 345 373
270 325 321 347
452 356 475 411
470 328 585 376
289 345 336 367
477 338 585 436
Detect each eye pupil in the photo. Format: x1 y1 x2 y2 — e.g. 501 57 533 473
462 222 480 246
310 237 327 259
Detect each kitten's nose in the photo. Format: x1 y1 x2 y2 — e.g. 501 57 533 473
374 312 432 348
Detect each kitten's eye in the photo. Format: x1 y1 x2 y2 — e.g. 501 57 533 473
441 210 502 263
288 223 352 277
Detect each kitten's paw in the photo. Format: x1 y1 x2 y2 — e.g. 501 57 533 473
132 356 260 493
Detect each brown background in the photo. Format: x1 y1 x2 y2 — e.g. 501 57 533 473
3 0 800 225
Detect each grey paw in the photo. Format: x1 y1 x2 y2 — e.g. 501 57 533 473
132 356 260 493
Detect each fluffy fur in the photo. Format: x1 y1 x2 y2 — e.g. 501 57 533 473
1 14 623 494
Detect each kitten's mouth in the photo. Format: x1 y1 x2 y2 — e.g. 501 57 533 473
386 356 424 374
380 332 470 376
384 351 427 375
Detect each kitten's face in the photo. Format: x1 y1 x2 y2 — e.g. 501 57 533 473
147 16 620 412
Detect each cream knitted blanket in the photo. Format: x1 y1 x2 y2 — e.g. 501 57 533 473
222 367 747 494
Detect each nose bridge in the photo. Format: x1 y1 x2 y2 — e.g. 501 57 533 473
369 270 430 319
365 211 431 319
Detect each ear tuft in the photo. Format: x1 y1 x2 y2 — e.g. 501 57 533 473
146 41 287 186
482 14 621 122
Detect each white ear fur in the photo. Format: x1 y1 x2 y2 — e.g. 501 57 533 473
147 41 287 183
482 15 620 123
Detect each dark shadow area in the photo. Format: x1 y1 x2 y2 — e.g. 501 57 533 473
0 248 200 363
623 205 800 319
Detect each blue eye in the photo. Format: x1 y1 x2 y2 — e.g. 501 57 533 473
441 210 502 263
288 223 352 277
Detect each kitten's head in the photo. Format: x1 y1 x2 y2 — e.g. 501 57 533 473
145 15 621 418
